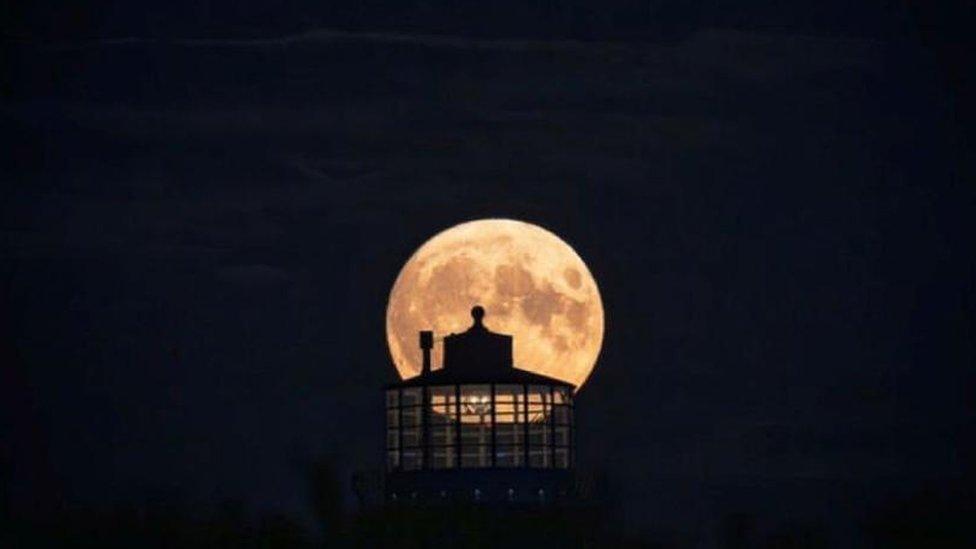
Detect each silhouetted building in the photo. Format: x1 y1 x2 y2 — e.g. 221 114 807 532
384 306 576 504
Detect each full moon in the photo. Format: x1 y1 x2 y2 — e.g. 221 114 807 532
386 219 604 390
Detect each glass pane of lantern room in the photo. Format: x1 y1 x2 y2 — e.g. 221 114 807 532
553 405 570 425
461 422 491 446
460 385 491 467
402 449 422 471
554 425 570 446
494 385 524 421
494 385 524 463
401 406 421 428
461 445 490 467
430 424 456 446
431 447 456 469
428 386 457 424
495 446 523 467
554 448 569 469
401 388 422 407
386 408 400 429
402 428 421 448
529 446 551 468
528 422 549 445
527 385 551 423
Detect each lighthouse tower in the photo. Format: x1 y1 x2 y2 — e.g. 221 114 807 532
384 306 576 504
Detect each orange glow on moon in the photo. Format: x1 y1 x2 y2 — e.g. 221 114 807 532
386 219 604 390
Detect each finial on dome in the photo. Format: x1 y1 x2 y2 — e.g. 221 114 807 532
471 305 485 326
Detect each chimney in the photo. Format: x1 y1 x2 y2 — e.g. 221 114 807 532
419 330 433 376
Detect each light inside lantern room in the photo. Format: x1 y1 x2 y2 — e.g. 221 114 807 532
385 383 574 471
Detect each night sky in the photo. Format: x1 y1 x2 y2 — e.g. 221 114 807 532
3 1 974 545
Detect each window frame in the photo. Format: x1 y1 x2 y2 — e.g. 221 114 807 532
385 382 574 472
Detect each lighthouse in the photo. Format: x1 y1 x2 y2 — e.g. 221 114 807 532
384 306 576 504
